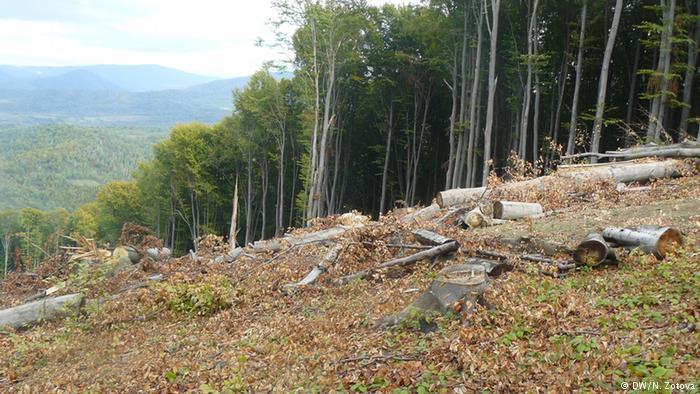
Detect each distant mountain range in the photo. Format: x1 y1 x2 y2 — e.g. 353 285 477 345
0 65 292 126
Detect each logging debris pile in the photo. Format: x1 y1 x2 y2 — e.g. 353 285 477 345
1 158 699 392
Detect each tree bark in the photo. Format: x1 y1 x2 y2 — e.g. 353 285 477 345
590 0 623 162
380 102 394 215
482 0 501 186
566 1 588 157
0 293 84 330
229 176 239 252
437 158 688 208
679 0 700 138
493 201 543 220
602 226 682 258
466 2 484 187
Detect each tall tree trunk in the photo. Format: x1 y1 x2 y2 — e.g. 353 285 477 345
679 0 700 138
275 129 286 237
260 157 268 241
482 0 501 186
245 153 253 245
655 0 677 140
647 0 676 140
566 0 588 157
380 102 394 215
532 4 541 163
454 6 472 189
466 1 484 188
445 53 458 189
519 0 539 161
306 22 320 222
625 39 642 146
313 53 337 218
229 176 239 252
3 235 9 278
590 0 623 163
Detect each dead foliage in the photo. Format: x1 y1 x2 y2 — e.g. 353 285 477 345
0 173 699 392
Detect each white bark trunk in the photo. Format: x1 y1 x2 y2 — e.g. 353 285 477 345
590 0 623 162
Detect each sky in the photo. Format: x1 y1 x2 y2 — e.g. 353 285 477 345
0 0 416 78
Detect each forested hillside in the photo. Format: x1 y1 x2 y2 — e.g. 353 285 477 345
1 0 699 266
0 125 163 210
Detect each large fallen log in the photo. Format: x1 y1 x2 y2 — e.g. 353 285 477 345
436 159 690 208
401 203 442 223
493 201 543 220
282 244 345 289
561 141 700 161
602 226 682 258
0 293 84 330
336 238 459 284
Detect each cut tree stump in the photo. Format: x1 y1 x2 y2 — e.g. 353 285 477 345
602 226 683 258
0 293 84 330
376 263 490 331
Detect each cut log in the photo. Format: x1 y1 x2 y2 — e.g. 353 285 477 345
462 207 490 228
411 229 454 246
336 240 459 284
561 142 700 161
283 244 345 289
493 201 543 220
401 203 442 223
436 206 471 225
436 159 690 208
573 233 615 266
0 293 84 330
602 226 683 258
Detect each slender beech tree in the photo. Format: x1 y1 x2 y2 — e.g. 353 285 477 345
590 0 624 162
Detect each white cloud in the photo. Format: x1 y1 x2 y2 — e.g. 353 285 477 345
0 0 418 78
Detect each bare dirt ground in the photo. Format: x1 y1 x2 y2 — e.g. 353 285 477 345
1 174 698 393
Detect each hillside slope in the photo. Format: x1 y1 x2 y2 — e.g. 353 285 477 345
1 170 698 391
0 125 165 210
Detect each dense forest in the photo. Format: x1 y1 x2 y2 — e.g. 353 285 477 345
1 0 699 275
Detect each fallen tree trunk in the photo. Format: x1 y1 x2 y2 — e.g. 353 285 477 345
0 293 84 330
401 203 442 223
436 159 690 208
493 201 543 220
412 229 453 246
574 233 615 266
282 244 345 289
336 239 459 284
561 142 700 161
602 226 682 258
